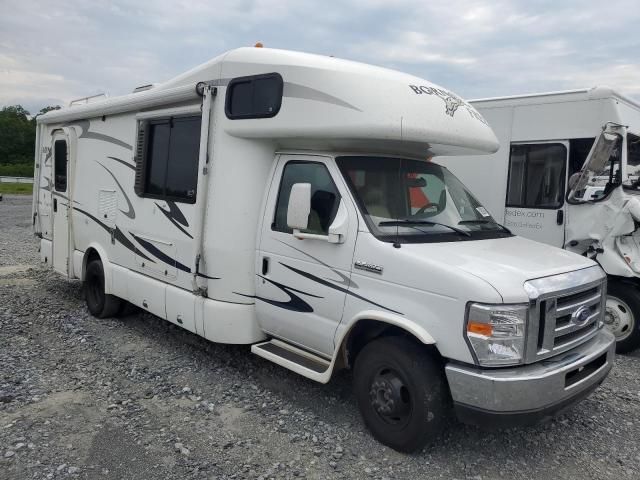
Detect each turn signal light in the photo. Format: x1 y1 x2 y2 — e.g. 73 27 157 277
467 321 493 336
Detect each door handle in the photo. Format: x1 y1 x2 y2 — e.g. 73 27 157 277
53 198 57 212
262 257 270 275
556 209 564 225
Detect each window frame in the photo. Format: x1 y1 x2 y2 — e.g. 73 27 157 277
53 139 68 192
136 114 202 204
271 160 341 235
505 142 568 210
225 72 284 120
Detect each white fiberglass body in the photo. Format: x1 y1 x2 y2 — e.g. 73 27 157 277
32 48 614 450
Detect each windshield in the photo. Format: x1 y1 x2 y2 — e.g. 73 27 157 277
336 156 511 243
569 128 623 202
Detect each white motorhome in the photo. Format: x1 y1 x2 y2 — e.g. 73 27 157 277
440 87 640 352
33 48 614 452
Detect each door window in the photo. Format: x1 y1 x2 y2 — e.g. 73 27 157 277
54 139 68 192
506 143 567 209
273 162 340 235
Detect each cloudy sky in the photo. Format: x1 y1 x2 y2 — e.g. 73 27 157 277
1 0 639 114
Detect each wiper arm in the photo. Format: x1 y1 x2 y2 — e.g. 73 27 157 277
458 219 512 234
379 219 471 237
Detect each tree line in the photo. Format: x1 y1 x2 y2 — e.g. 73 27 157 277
0 105 61 176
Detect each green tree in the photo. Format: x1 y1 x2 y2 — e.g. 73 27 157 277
0 104 61 171
0 105 35 164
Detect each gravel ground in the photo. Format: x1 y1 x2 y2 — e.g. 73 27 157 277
1 194 639 480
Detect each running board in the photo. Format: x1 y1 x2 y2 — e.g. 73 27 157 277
251 339 333 383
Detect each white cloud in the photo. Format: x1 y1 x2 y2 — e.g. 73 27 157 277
0 0 638 112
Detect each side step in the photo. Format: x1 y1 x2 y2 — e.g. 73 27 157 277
251 339 333 383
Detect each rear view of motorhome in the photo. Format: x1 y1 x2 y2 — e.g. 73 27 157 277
33 48 614 452
440 87 640 352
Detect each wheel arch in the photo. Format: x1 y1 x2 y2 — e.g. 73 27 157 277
81 243 114 294
335 310 438 370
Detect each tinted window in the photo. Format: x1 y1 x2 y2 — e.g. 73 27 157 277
142 116 201 203
273 162 340 235
226 73 283 119
628 133 640 177
54 139 67 192
145 121 170 196
166 117 201 200
507 143 567 209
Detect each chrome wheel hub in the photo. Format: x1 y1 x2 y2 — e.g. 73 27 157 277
605 295 635 341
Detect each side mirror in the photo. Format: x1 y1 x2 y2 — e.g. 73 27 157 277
287 183 311 230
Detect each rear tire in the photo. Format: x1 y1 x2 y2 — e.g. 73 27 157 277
353 336 449 453
84 259 121 319
605 281 640 353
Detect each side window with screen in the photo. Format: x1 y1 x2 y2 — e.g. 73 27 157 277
54 139 68 192
506 143 567 209
273 162 340 235
225 73 283 119
135 115 201 203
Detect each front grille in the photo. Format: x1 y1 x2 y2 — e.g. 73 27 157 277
524 268 606 363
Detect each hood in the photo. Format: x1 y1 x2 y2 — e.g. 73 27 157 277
401 235 597 303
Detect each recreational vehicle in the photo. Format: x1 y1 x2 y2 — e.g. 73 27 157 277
440 87 640 352
33 48 615 451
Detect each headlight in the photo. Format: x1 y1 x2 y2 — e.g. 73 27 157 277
465 303 528 366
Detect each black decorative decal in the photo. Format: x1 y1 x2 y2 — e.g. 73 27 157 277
41 176 53 192
277 240 358 288
130 233 191 273
155 201 193 239
106 156 135 170
280 262 403 315
64 120 133 150
98 162 135 219
197 272 220 280
236 276 322 313
72 207 154 262
408 85 487 125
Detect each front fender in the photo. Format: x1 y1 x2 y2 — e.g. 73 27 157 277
338 310 437 346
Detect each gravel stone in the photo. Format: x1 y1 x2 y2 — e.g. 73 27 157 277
2 194 640 480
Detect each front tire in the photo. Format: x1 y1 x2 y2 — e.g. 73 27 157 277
605 281 640 353
353 336 449 453
84 259 122 318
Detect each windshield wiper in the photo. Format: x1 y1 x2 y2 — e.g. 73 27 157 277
379 219 471 237
458 219 512 234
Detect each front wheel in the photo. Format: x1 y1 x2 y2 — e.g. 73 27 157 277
84 259 122 319
605 281 640 353
353 336 449 453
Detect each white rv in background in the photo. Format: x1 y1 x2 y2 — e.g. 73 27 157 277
440 87 640 352
33 48 614 452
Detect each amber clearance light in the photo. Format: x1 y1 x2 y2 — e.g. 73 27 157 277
467 321 493 337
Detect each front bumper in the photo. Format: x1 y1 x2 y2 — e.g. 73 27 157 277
445 329 615 428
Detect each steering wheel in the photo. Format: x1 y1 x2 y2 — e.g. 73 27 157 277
415 203 438 215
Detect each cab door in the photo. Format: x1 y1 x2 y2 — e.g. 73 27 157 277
255 155 358 357
504 141 569 247
51 133 70 275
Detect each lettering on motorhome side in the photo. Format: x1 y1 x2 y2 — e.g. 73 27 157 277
408 85 488 125
505 209 545 219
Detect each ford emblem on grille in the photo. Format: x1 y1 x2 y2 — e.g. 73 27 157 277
572 306 591 325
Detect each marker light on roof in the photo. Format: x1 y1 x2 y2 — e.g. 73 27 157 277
255 42 264 48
